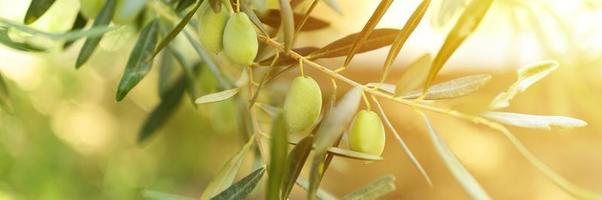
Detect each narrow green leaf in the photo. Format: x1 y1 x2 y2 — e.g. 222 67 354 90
341 175 396 200
278 0 295 51
116 19 161 101
0 17 111 41
343 0 393 67
63 12 88 49
24 0 56 24
402 74 492 100
309 86 363 200
195 88 240 104
200 135 256 200
326 147 383 161
490 61 559 109
267 114 289 200
381 0 430 82
423 0 494 92
309 29 400 59
211 168 266 200
281 136 313 199
138 74 187 143
240 3 269 36
151 0 204 60
176 0 197 12
418 111 491 200
483 112 588 130
75 0 117 69
0 26 45 52
158 49 175 98
372 97 431 185
394 53 432 96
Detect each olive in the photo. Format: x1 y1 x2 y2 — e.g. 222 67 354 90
222 12 258 66
283 76 322 133
198 5 230 54
348 110 386 156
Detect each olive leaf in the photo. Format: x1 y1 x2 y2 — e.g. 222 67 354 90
24 0 56 24
267 114 288 200
138 73 187 143
63 13 88 49
418 111 491 200
211 167 266 200
183 31 232 89
151 0 204 60
489 61 559 109
394 53 432 96
297 179 338 200
382 0 431 82
309 28 400 59
199 135 256 200
195 88 240 104
402 74 492 100
175 0 197 12
278 0 295 51
372 97 431 185
158 49 175 98
116 19 161 101
423 0 494 92
260 9 329 32
286 139 383 161
75 0 116 69
0 18 111 41
0 26 45 52
309 86 363 200
483 112 587 130
240 3 269 36
342 0 393 67
341 175 396 200
281 136 313 199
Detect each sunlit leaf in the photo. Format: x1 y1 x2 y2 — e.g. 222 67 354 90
282 136 313 199
483 112 587 130
75 0 117 68
200 135 256 200
24 0 56 24
0 18 111 41
341 175 396 200
151 0 204 60
418 111 490 200
343 0 393 67
211 168 266 200
116 19 160 101
266 114 288 200
278 0 295 51
394 54 432 96
372 97 431 185
138 74 187 142
63 12 88 49
0 26 45 52
309 86 363 199
423 0 494 92
309 29 400 59
296 178 338 200
490 61 559 109
260 9 329 32
326 147 382 161
403 74 492 100
382 0 431 82
195 88 240 104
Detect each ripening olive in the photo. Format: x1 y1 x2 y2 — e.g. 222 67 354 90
222 12 258 66
80 0 105 19
113 0 147 24
198 5 229 54
283 76 322 133
348 110 386 156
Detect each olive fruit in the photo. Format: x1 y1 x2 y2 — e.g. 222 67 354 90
283 76 322 133
348 110 386 156
80 0 105 19
198 5 229 54
113 0 147 24
222 12 258 65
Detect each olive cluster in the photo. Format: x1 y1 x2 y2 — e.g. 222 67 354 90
198 4 258 66
283 76 386 156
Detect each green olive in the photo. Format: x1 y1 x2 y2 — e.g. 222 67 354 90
348 110 386 156
80 0 105 19
283 76 322 133
113 0 147 24
198 5 230 54
222 12 258 66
